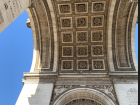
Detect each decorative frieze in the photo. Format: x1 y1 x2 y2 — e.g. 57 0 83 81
56 78 112 85
51 85 117 103
66 99 102 105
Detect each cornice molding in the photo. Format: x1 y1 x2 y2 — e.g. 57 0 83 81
111 76 138 84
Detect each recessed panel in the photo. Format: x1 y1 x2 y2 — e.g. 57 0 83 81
91 45 104 57
76 16 88 28
77 60 89 70
92 1 106 13
91 30 103 42
56 0 110 72
92 59 105 70
58 4 72 14
62 46 73 57
91 16 104 27
75 3 88 14
76 31 88 43
77 45 88 57
60 17 72 29
62 32 73 43
61 60 73 70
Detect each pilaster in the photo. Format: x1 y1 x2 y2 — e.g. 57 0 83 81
16 73 57 105
111 76 138 105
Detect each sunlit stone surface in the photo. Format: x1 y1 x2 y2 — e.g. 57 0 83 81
0 0 138 105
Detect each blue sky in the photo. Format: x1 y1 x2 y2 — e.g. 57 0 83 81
0 11 138 105
0 11 33 105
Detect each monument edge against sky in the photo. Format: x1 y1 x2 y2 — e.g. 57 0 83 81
0 0 138 105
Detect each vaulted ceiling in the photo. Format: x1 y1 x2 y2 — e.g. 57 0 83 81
26 0 138 74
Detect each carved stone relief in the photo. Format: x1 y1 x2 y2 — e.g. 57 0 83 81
77 46 88 57
91 16 104 27
66 99 102 105
75 3 88 13
51 85 117 104
53 0 110 72
92 59 105 70
61 60 73 70
62 19 71 27
56 78 112 85
32 0 54 70
62 32 73 43
112 0 137 71
61 17 72 29
76 17 88 28
58 4 71 14
92 2 106 12
91 30 103 42
62 46 73 57
91 45 103 56
126 88 138 105
77 60 89 70
76 31 88 43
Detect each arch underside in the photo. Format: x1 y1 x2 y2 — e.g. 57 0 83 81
26 0 138 73
23 1 138 105
65 99 102 105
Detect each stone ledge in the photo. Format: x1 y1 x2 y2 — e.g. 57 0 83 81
110 76 138 84
58 73 109 78
109 72 138 76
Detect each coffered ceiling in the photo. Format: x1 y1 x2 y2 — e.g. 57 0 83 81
54 0 109 73
27 0 138 73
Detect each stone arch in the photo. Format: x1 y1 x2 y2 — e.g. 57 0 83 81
26 0 59 72
26 8 39 72
131 4 138 71
107 0 138 71
52 88 118 105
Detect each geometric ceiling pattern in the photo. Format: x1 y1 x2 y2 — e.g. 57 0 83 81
55 0 109 73
27 0 138 73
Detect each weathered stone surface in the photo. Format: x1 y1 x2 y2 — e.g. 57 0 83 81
0 0 30 33
16 84 54 105
114 84 138 105
0 0 138 105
